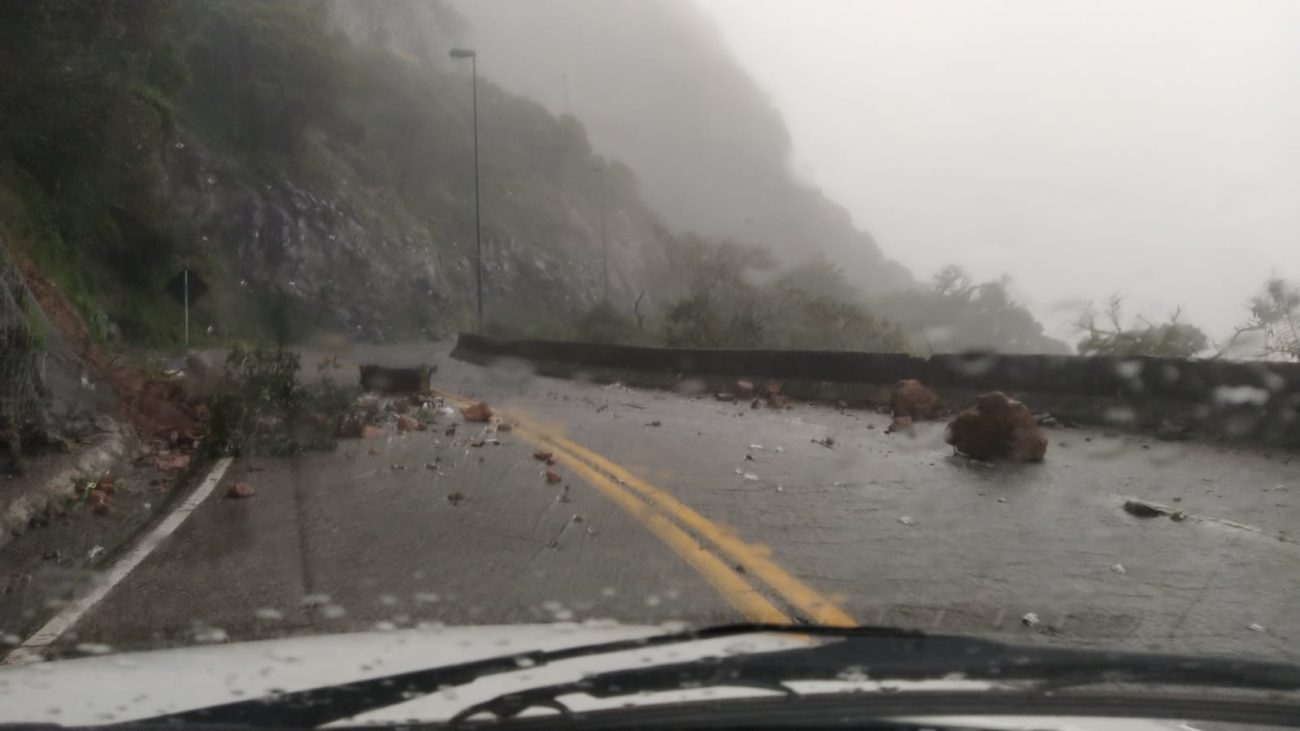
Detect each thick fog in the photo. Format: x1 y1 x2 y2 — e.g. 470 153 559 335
698 0 1300 342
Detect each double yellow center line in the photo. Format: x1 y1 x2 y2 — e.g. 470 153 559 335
433 388 856 627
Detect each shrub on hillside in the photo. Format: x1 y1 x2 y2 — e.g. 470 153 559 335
206 344 354 456
574 301 639 344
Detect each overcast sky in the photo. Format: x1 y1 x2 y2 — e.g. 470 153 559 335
696 0 1300 342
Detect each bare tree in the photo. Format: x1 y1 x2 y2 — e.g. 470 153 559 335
930 265 973 298
1076 295 1208 358
633 289 645 330
1217 278 1300 360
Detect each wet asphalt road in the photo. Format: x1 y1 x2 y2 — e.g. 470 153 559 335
2 341 1297 662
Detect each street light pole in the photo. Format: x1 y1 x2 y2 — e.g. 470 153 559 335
450 47 483 333
591 164 608 301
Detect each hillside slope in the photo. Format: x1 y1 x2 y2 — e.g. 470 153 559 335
0 0 675 346
1 0 1067 357
331 0 915 294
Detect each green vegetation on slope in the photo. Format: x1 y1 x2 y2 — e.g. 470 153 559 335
1076 296 1210 358
874 265 1071 355
0 0 638 346
567 237 910 352
0 0 188 344
0 0 1077 358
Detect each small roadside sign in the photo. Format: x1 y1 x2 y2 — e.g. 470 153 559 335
166 268 208 306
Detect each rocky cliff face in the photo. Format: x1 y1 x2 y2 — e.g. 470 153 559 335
163 140 452 341
160 131 672 342
441 0 915 294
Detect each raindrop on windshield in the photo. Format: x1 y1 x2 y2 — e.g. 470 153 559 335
74 642 113 655
299 593 331 607
1212 385 1269 407
1114 360 1143 379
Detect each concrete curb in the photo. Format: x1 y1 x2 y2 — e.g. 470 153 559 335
451 334 1300 446
0 419 135 549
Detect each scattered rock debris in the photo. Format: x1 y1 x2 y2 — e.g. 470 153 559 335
812 436 835 448
898 516 916 526
368 446 381 456
646 420 662 427
1110 563 1126 575
715 392 736 403
1122 499 1170 519
766 393 791 409
496 422 513 433
1021 612 1041 627
545 469 563 484
885 416 914 435
890 379 944 421
461 402 493 423
444 424 457 436
533 450 554 462
396 415 419 433
158 454 192 472
446 491 466 506
226 482 255 499
1155 417 1193 441
1247 623 1265 633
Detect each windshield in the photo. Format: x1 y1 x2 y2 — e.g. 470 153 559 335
1 0 1297 727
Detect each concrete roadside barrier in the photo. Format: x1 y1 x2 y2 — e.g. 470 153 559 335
451 333 1300 446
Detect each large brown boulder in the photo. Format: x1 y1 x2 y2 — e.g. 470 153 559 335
944 392 1047 462
889 379 944 420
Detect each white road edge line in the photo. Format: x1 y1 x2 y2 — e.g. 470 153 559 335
3 456 234 665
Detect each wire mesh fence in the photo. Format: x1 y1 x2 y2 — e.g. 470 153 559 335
1 242 47 459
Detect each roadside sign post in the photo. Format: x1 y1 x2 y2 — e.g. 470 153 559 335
166 267 209 348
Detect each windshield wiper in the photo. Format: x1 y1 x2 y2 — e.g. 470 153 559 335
141 623 1300 728
146 623 889 727
449 627 1300 726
